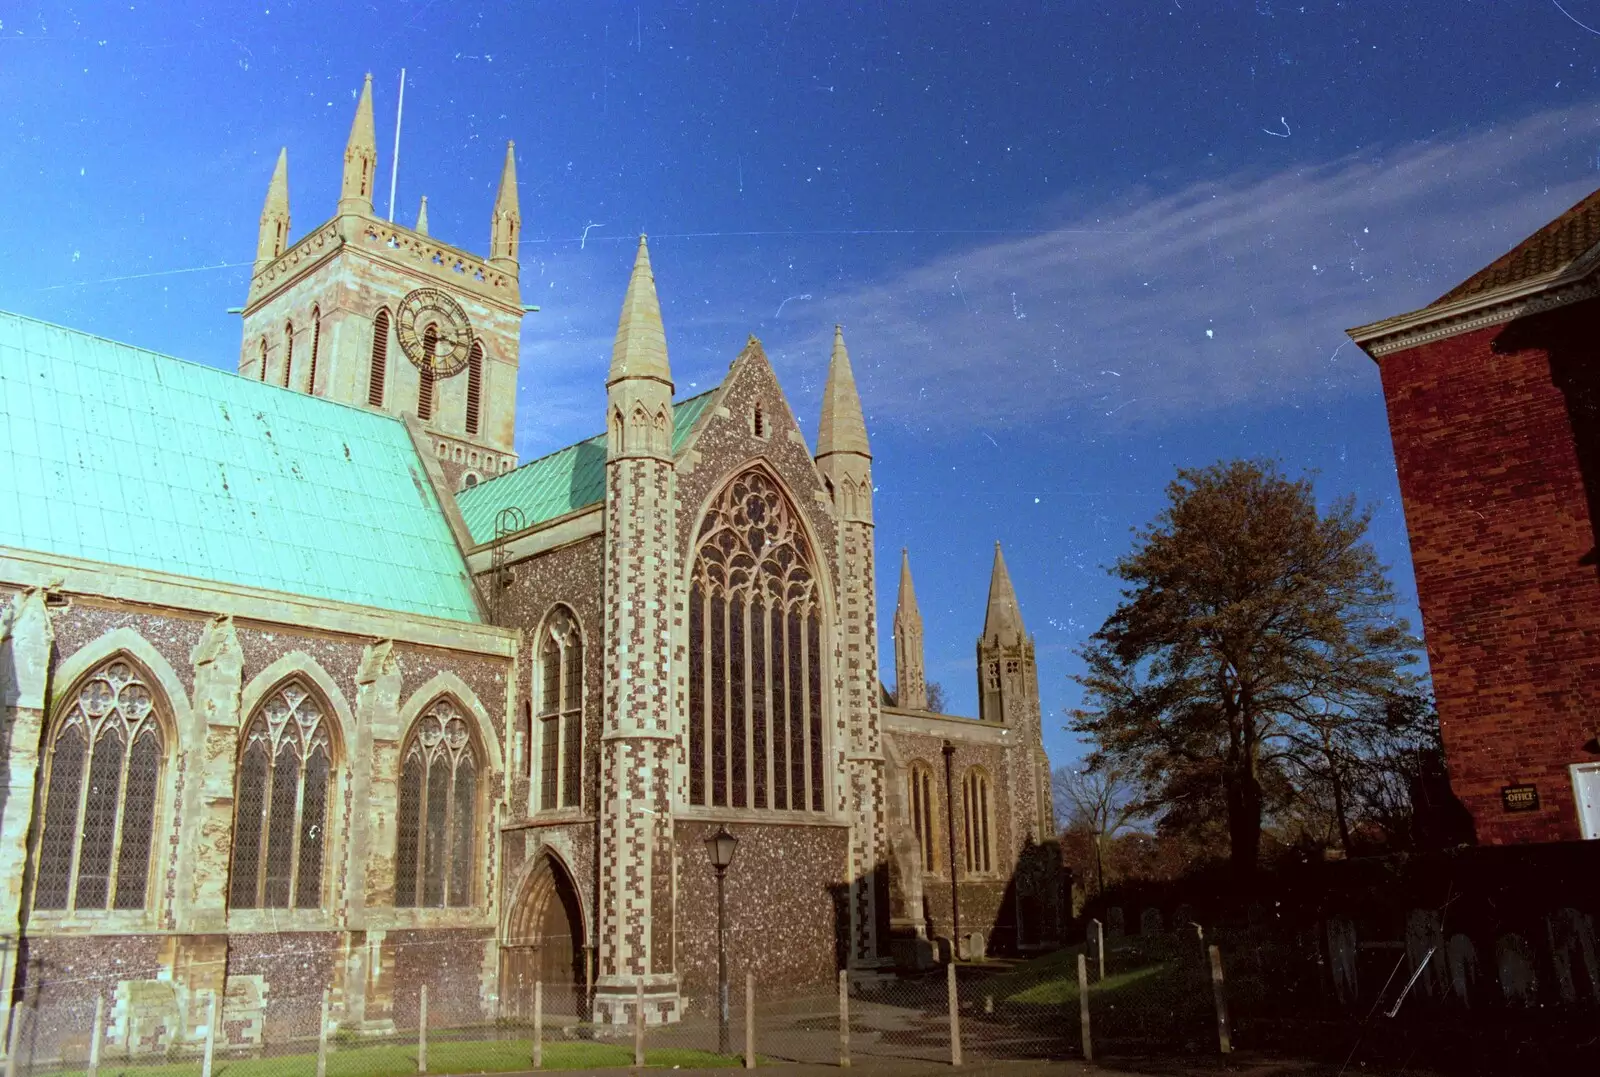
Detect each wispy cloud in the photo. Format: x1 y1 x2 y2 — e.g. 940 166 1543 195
752 104 1600 433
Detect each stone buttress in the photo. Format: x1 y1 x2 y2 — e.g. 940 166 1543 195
596 237 681 1023
814 327 887 967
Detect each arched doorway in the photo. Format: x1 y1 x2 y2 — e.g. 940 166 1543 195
502 854 587 1018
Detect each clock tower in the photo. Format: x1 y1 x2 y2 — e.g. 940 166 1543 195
239 73 524 490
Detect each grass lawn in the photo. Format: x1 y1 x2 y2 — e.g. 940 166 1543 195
32 1039 745 1077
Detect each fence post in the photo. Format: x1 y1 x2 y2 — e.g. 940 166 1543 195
634 981 645 1068
201 990 218 1077
947 961 962 1067
1095 919 1105 981
418 985 428 1074
316 987 330 1077
0 1002 17 1077
533 980 543 1069
1077 953 1093 1064
838 968 850 1068
744 971 755 1069
1208 945 1232 1054
87 995 104 1077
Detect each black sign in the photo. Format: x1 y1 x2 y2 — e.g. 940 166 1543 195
1501 784 1540 813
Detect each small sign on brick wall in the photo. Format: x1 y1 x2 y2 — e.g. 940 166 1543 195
1501 783 1540 813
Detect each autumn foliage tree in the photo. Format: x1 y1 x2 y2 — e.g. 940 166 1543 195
1071 460 1422 873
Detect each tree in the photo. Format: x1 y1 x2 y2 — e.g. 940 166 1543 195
1053 763 1143 894
925 681 946 712
1071 459 1421 873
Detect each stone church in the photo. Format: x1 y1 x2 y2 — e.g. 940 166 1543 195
0 76 1061 1058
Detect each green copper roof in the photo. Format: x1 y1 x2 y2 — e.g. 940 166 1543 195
0 311 482 623
457 389 718 544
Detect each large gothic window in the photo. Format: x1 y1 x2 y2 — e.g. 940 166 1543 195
32 657 165 913
395 699 479 908
962 767 994 875
534 607 583 811
689 470 827 812
231 681 333 909
909 762 940 873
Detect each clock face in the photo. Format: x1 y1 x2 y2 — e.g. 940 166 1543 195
396 288 475 378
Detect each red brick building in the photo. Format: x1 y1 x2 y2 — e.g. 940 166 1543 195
1350 190 1600 844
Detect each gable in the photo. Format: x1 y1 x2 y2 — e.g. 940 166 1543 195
0 310 482 622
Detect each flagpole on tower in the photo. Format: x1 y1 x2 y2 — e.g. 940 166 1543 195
387 67 406 222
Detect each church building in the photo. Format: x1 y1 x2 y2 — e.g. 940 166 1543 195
0 76 1060 1060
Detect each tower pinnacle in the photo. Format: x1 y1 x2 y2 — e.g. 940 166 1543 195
415 195 429 236
817 325 871 460
894 548 928 711
983 542 1027 647
609 236 672 389
255 148 290 271
489 140 520 268
339 73 378 216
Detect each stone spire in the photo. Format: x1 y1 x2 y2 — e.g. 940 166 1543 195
894 548 928 711
415 195 429 236
608 236 672 390
339 73 378 215
255 148 290 271
489 140 520 268
983 542 1027 647
817 325 871 460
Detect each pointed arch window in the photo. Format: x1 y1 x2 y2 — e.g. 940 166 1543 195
962 767 994 875
465 340 484 435
689 469 827 812
418 324 437 421
909 761 940 873
395 699 479 907
282 322 295 388
534 607 583 811
32 657 165 913
369 308 390 407
230 681 333 909
308 307 321 395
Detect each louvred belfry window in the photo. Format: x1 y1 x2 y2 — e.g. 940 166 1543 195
230 681 332 909
369 308 390 407
689 469 828 812
534 607 583 811
417 324 437 421
465 340 484 435
32 658 165 913
282 322 294 388
395 699 479 907
308 307 321 395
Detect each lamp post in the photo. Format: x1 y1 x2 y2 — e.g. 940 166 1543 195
705 826 739 1055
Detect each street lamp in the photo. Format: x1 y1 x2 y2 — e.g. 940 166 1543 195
704 826 739 1054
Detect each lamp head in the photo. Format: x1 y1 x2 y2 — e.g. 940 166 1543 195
705 825 739 871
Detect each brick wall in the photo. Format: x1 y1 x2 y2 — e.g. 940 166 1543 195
1379 299 1600 843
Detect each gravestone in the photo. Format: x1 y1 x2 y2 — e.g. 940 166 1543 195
1106 906 1125 937
1546 907 1600 1005
1446 933 1478 1008
1140 908 1164 936
1326 916 1359 1008
1173 904 1195 931
1404 908 1447 1001
1086 920 1102 962
1495 934 1538 1007
964 931 987 960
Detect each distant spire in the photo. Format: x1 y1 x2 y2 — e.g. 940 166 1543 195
415 195 429 236
339 73 378 215
489 140 520 266
817 325 870 460
983 542 1026 646
255 148 290 269
894 548 928 711
609 235 672 387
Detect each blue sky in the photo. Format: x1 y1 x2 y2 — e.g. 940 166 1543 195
6 1 1600 767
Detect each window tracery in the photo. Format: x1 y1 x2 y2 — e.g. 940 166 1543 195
962 767 994 875
230 680 332 910
33 657 165 913
395 698 479 907
909 762 940 872
689 469 827 812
